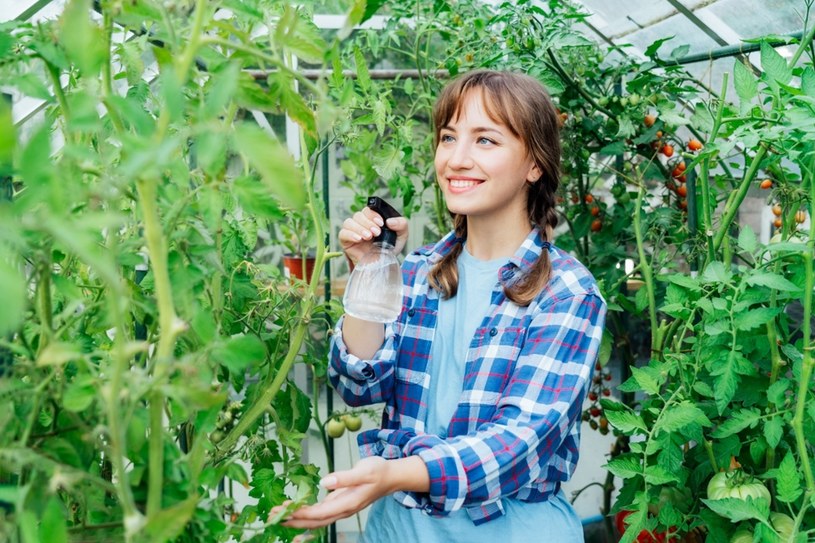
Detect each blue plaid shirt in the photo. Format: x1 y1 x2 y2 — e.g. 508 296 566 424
329 227 607 525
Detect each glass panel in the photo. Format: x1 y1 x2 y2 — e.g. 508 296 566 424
623 12 721 58
576 0 674 38
704 0 805 38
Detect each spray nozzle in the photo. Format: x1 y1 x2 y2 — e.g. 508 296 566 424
367 196 402 246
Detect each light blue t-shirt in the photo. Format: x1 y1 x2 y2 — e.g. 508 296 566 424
361 246 584 543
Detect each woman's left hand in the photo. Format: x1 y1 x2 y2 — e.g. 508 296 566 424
276 456 392 529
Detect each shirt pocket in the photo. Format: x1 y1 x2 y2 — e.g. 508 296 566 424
462 326 525 403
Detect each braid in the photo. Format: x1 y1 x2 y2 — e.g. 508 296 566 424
428 217 466 299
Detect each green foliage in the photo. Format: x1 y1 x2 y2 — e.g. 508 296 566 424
0 0 348 541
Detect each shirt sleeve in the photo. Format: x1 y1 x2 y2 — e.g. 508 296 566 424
401 291 607 516
327 315 400 407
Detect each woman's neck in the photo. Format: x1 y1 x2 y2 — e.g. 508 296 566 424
464 215 532 261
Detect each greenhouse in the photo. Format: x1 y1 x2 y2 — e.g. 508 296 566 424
1 0 813 542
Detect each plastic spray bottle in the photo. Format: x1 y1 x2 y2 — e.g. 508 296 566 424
342 196 404 323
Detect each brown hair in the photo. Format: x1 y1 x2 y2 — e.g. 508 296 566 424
427 69 561 306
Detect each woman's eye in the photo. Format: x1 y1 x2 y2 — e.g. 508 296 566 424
477 137 496 145
440 134 455 143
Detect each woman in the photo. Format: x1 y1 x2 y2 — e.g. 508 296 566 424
279 69 607 542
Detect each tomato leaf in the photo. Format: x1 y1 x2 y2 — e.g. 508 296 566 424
372 144 405 180
734 307 782 331
746 272 801 292
605 455 643 480
763 415 784 449
760 41 793 86
604 409 648 434
772 452 803 503
211 334 267 375
629 366 662 396
734 59 757 109
711 408 760 438
802 66 815 97
354 46 371 92
655 401 712 434
232 124 306 211
700 262 732 284
644 464 680 485
701 497 769 523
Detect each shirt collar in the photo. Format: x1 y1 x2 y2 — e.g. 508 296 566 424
421 226 550 279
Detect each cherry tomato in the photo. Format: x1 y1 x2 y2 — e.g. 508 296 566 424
342 414 363 432
591 218 602 232
661 144 674 157
760 178 773 189
688 138 703 151
644 114 656 127
327 417 346 438
771 204 782 217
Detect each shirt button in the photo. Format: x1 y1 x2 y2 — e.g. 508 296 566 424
408 308 416 317
489 327 497 337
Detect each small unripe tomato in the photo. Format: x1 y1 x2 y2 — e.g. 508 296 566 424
342 414 363 432
327 417 346 438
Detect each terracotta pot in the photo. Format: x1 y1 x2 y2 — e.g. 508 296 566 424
282 254 316 282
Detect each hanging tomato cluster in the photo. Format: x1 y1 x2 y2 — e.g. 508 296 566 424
582 361 614 434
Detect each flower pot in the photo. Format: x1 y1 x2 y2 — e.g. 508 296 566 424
282 254 316 283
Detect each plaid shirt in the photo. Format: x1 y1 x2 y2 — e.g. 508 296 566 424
329 227 606 525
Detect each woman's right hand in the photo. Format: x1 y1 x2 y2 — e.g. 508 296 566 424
338 207 409 266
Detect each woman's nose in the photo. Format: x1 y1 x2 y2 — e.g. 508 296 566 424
447 142 473 169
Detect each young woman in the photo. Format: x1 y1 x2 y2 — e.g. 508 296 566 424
278 69 607 542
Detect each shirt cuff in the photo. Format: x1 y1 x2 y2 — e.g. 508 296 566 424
403 434 467 516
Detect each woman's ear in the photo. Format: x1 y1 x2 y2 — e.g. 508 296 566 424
526 164 542 183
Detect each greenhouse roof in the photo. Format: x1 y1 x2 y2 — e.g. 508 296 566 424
3 0 810 124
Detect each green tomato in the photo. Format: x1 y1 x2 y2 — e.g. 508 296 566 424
326 417 346 439
342 414 363 432
770 512 795 540
729 526 753 543
707 470 771 502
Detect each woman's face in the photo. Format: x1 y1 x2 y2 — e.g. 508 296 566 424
434 91 541 225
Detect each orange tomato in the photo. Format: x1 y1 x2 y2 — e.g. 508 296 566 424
687 139 703 151
760 179 773 189
661 144 674 157
644 114 656 127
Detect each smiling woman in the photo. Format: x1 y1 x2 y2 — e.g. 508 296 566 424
278 70 607 543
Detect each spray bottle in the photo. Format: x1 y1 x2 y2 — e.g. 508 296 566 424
342 196 404 323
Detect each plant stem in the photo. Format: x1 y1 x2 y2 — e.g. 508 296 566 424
712 142 768 253
36 255 53 354
633 185 658 356
135 175 181 518
699 75 729 267
790 152 815 493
